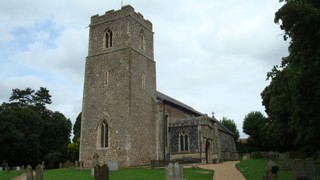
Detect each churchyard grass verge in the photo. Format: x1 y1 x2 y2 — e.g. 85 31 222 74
236 158 320 180
0 170 24 180
43 167 213 180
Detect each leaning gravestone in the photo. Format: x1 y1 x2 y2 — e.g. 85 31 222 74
94 164 109 180
26 165 34 180
36 164 43 180
107 160 118 171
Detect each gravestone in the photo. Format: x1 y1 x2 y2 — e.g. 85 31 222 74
26 165 34 180
63 160 73 168
245 153 251 159
59 162 63 169
107 160 118 171
75 161 79 169
293 159 305 179
80 161 84 170
165 162 184 180
0 167 2 171
279 152 290 170
21 165 25 170
304 158 315 180
91 168 95 177
242 155 248 160
280 159 290 170
94 164 109 180
16 166 20 171
36 164 43 180
292 159 316 180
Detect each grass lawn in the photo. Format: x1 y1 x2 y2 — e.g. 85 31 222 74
236 158 320 180
0 170 24 180
43 167 213 180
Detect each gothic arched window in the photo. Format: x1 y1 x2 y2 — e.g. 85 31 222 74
99 120 109 148
139 29 145 51
104 28 113 48
179 130 189 151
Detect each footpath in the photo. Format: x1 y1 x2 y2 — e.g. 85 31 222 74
196 161 246 180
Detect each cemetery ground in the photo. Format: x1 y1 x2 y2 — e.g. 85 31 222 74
236 158 320 180
1 167 213 180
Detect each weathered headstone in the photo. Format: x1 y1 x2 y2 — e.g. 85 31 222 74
75 161 79 169
267 160 276 170
63 160 73 168
36 164 43 180
16 166 20 171
94 164 109 180
107 160 118 171
280 159 290 170
293 159 305 179
59 162 63 169
0 167 2 171
80 161 84 170
26 165 34 180
242 155 248 160
304 158 315 180
91 168 95 177
245 153 251 159
165 162 184 180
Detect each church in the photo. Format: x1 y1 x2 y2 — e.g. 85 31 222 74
79 5 238 168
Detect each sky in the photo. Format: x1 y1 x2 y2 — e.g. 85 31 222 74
0 0 289 138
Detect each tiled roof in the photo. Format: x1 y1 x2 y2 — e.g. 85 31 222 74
157 91 234 135
156 91 202 116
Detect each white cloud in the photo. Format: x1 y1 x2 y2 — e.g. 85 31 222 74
0 0 289 137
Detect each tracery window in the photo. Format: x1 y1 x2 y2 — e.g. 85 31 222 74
104 28 113 48
99 120 109 148
179 130 189 151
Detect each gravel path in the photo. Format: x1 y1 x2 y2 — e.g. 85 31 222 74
197 161 246 180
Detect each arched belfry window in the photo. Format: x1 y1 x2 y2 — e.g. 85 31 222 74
179 130 189 151
99 120 109 148
104 28 113 48
139 29 145 51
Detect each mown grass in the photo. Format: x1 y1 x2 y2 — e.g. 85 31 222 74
236 158 320 180
0 170 24 180
42 167 213 180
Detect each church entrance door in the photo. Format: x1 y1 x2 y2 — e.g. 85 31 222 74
205 139 212 164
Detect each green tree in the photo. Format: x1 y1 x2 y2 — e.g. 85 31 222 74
261 0 320 149
72 112 81 143
220 117 240 142
0 87 72 168
243 111 267 150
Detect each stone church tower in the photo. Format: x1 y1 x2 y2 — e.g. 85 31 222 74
80 5 157 167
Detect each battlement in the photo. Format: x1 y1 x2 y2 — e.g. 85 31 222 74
90 5 152 31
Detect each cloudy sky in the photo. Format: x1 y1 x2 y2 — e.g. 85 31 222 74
0 0 288 137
